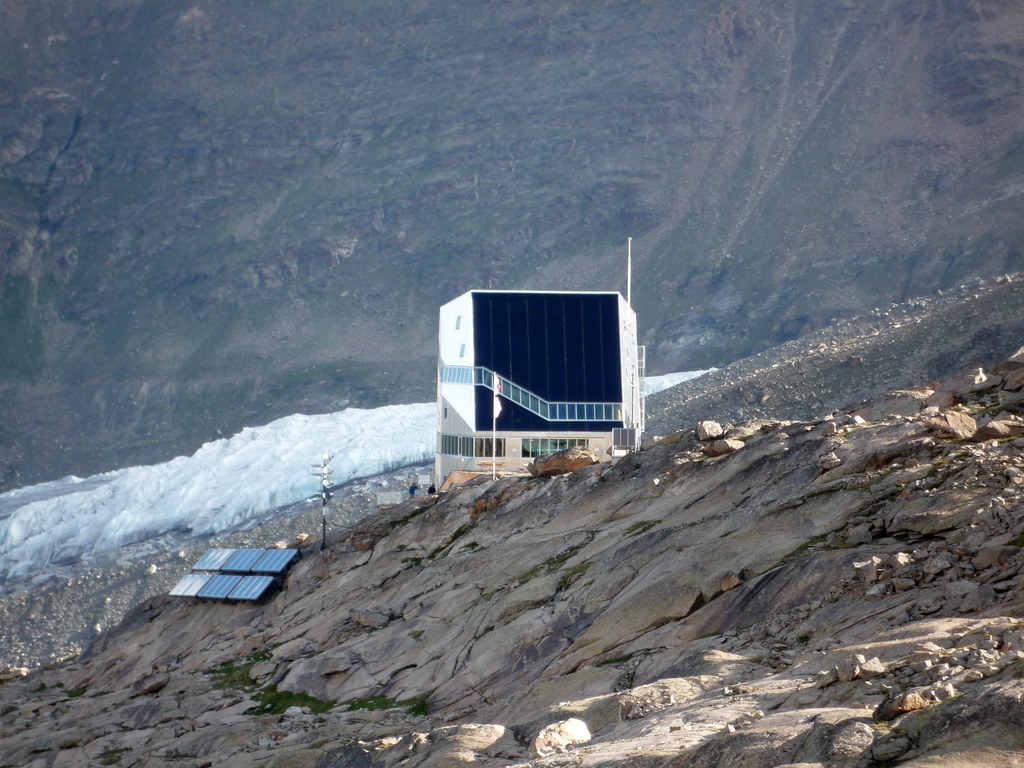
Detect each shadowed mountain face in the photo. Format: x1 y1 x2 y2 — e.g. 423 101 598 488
2 0 1024 486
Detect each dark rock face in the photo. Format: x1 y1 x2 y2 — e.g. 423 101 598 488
3 0 1024 485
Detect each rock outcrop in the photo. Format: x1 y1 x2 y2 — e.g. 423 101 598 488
3 352 1024 766
528 447 600 477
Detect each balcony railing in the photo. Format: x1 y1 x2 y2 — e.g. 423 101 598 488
440 364 622 423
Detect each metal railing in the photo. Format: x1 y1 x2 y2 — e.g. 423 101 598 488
440 364 623 423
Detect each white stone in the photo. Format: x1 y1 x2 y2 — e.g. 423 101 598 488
532 718 592 757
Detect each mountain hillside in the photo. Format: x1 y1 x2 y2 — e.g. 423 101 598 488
4 0 1024 486
2 341 1023 766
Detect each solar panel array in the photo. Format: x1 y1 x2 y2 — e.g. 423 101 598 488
169 548 299 602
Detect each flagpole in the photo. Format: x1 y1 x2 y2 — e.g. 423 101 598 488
627 236 632 306
492 381 498 481
492 376 502 480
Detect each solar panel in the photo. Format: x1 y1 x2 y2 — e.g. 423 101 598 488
228 575 276 601
222 548 266 573
193 548 237 571
252 548 299 574
168 572 213 597
198 573 243 599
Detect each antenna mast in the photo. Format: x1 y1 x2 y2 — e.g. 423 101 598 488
627 237 632 306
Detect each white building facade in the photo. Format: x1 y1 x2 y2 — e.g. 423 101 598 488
435 290 644 485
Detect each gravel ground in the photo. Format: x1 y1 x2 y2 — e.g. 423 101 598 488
647 274 1024 436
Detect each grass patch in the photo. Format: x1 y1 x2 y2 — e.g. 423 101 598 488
66 686 88 698
344 693 430 716
254 684 334 715
624 519 660 537
98 747 130 765
1010 530 1024 548
213 653 266 693
515 536 594 584
557 561 592 591
596 653 637 667
214 649 333 714
387 506 430 531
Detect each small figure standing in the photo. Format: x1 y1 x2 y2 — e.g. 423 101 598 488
428 484 436 495
409 482 418 497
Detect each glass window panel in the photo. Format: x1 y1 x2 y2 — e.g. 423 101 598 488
557 404 567 420
586 404 595 420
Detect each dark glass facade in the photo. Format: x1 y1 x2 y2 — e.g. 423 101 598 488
471 292 623 432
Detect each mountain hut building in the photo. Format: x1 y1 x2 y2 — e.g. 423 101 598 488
435 290 644 486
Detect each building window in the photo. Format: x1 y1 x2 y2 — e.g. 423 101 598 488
439 434 505 458
522 437 589 458
459 343 465 358
474 438 505 457
455 315 462 330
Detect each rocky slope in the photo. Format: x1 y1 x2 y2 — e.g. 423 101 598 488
648 273 1024 434
4 0 1024 487
2 345 1023 766
4 272 1022 674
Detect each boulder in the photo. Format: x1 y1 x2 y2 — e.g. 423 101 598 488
924 411 978 440
272 638 315 661
531 717 591 757
529 448 599 477
974 414 1024 441
703 438 745 457
696 421 725 440
1000 367 1024 391
874 691 931 721
817 452 842 470
618 684 675 720
926 368 1001 407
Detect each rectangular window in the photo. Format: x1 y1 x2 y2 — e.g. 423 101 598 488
455 315 462 330
459 343 466 358
475 438 505 457
586 404 595 420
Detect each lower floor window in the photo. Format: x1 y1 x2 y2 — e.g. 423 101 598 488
440 434 505 458
522 437 589 458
